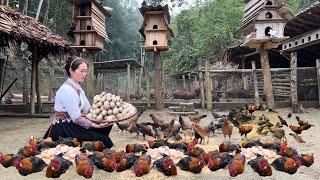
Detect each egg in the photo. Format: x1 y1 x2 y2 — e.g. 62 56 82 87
116 101 121 107
101 110 108 116
107 115 115 121
116 96 121 101
112 96 117 102
91 113 97 119
100 91 106 97
113 108 119 115
100 96 106 103
96 102 103 108
95 109 101 115
104 104 110 110
118 107 124 112
107 109 113 115
106 96 112 102
92 104 98 110
93 95 100 102
96 114 103 122
116 113 123 119
106 93 112 97
110 101 116 108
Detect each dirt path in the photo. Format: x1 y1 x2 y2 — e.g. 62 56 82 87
0 108 319 180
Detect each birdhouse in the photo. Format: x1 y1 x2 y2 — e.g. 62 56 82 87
239 0 294 49
67 0 111 51
139 4 173 52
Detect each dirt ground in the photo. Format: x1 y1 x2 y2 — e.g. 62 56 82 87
0 108 319 180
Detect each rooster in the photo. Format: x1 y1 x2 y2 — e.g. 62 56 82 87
246 104 260 115
188 114 207 124
187 140 206 158
154 155 177 176
242 139 262 148
116 122 130 132
46 154 72 178
297 153 314 167
219 142 241 153
17 144 38 158
133 153 151 177
222 118 233 142
75 154 94 178
228 149 245 177
287 112 292 118
177 156 205 174
14 156 47 176
128 123 140 138
125 144 147 153
116 153 139 172
136 123 154 139
248 155 272 176
261 139 280 151
271 156 299 174
56 137 80 147
279 138 298 158
231 120 253 137
90 154 116 172
296 116 314 127
179 116 194 140
147 139 172 149
150 114 164 127
82 141 105 152
207 152 232 171
193 124 210 144
0 153 19 168
289 124 310 134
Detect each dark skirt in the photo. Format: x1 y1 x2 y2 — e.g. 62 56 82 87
43 121 113 149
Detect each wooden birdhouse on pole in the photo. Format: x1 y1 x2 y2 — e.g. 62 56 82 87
139 4 173 52
239 0 294 109
67 0 111 101
139 4 174 110
68 0 111 52
240 0 293 49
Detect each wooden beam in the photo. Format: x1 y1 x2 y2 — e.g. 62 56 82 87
154 52 163 110
290 52 299 112
126 63 131 101
251 61 260 105
30 46 37 115
198 61 205 109
282 28 320 52
260 49 275 109
205 59 212 110
316 59 320 108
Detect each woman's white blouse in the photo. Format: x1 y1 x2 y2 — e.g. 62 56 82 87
54 78 91 122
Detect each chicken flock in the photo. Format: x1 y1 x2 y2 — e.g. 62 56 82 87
0 104 315 178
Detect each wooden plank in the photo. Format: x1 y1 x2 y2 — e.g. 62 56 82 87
291 52 299 112
317 59 320 107
282 28 320 52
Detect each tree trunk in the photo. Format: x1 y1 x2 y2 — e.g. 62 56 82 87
36 0 44 20
260 49 275 109
154 52 163 110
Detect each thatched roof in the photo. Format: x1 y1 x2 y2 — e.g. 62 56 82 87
0 6 73 57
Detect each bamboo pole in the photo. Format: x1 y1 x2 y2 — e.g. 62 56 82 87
205 59 212 110
198 61 205 109
251 61 260 105
154 51 163 109
126 63 131 100
30 46 37 115
260 49 275 109
316 59 320 108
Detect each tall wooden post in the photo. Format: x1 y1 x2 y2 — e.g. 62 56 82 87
146 72 151 108
188 72 191 91
154 51 164 110
260 49 275 109
251 61 260 105
36 60 42 113
204 59 212 110
126 63 131 101
48 67 53 102
0 54 5 105
316 59 320 107
133 69 137 94
182 75 186 90
291 52 299 112
85 52 95 102
242 57 249 89
30 46 37 115
198 61 205 109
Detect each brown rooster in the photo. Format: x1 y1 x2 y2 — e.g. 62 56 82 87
188 114 207 124
75 154 94 178
187 140 206 158
90 154 116 172
82 141 105 152
228 149 245 177
271 156 299 174
248 155 272 176
298 153 314 167
231 120 253 137
154 155 177 176
0 153 20 168
14 156 47 176
289 125 305 134
56 137 80 147
246 104 260 115
279 138 298 158
296 116 314 127
193 124 210 144
133 153 151 177
147 139 171 149
242 139 262 148
17 144 38 158
222 118 233 142
136 123 154 139
219 142 241 152
116 153 139 172
46 155 72 178
125 144 147 153
177 156 205 174
150 113 164 127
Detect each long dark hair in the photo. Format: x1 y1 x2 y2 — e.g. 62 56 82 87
65 56 89 77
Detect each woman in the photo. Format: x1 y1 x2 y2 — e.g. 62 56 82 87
44 56 113 148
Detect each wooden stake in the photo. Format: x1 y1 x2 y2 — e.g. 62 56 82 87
260 49 275 109
251 61 260 105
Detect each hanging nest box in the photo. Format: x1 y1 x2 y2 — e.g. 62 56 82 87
139 4 174 52
67 0 112 52
239 0 294 49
